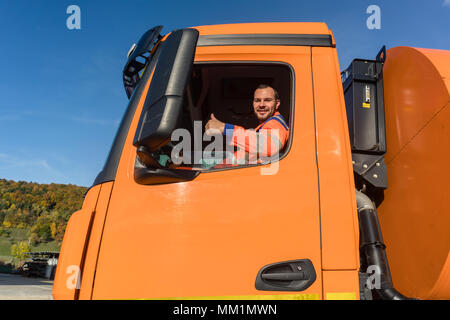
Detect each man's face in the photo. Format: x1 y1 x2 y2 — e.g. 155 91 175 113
253 87 280 122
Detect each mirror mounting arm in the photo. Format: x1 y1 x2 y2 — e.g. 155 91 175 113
134 157 200 185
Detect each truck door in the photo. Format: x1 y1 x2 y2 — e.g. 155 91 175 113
90 28 322 299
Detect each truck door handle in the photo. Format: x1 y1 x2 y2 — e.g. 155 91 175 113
261 272 305 281
255 259 316 291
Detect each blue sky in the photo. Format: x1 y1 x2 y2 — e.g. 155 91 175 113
0 0 449 187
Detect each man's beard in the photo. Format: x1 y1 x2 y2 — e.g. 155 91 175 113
256 108 275 122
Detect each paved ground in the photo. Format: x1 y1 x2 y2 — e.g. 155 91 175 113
0 273 53 300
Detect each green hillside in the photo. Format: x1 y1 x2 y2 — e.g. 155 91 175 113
0 178 87 262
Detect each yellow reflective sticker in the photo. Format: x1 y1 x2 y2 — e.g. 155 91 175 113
326 292 357 300
148 293 320 300
139 65 147 78
362 103 371 108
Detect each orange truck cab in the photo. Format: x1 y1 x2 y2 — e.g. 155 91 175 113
53 22 450 300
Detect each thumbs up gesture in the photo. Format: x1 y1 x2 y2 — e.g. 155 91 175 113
205 113 225 135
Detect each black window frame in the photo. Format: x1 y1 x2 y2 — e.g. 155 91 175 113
184 60 296 174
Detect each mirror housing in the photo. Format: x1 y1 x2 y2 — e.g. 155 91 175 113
133 28 199 153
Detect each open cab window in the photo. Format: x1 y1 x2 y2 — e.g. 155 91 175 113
132 28 293 185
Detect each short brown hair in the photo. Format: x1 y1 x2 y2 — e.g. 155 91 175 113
255 84 279 100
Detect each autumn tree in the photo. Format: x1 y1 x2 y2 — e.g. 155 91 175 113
11 241 31 261
0 178 87 246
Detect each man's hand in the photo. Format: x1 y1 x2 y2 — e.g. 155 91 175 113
205 113 225 135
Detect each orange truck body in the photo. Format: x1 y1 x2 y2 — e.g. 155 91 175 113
52 23 450 300
379 47 450 299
